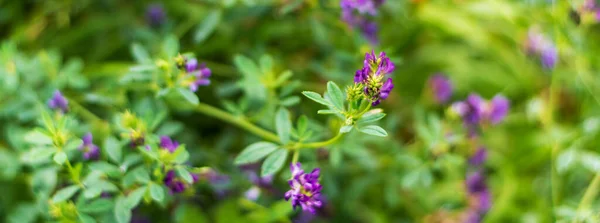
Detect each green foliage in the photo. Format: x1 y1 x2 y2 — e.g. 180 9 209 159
1 0 600 222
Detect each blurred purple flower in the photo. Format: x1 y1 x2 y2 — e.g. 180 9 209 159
47 90 69 113
146 3 165 27
451 94 509 126
284 163 323 214
469 147 488 167
340 0 385 44
159 136 179 153
525 28 558 69
540 45 558 69
465 171 486 194
428 74 453 104
78 133 100 160
163 170 198 194
489 95 509 124
244 186 261 201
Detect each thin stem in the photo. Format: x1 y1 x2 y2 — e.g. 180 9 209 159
194 103 281 143
295 133 343 149
572 173 600 223
68 98 104 124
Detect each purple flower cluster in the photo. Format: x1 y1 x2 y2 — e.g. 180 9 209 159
47 90 68 113
525 28 558 69
450 94 509 127
179 57 211 92
146 3 166 27
464 150 491 223
284 163 323 214
427 74 453 104
79 133 99 160
341 0 386 44
354 51 395 106
163 170 199 194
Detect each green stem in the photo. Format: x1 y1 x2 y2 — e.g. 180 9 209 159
68 98 104 124
292 150 299 163
194 103 281 143
64 159 82 187
294 133 343 149
572 173 600 223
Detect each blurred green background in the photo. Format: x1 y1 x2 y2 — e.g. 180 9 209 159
2 0 600 222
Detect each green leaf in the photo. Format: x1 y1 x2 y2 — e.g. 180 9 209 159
172 145 190 164
88 161 122 178
280 96 300 107
162 35 179 59
326 81 345 111
78 198 113 213
78 213 96 223
234 142 279 165
125 187 146 209
339 125 353 133
194 10 222 43
52 185 80 203
297 115 308 134
24 129 53 145
261 149 288 177
176 166 194 184
21 147 56 163
64 138 83 151
40 108 55 132
149 183 165 203
275 108 292 144
177 88 199 105
358 125 388 137
317 109 337 114
357 112 386 125
301 91 330 106
114 196 132 223
53 151 67 165
131 43 150 63
84 187 102 199
104 136 122 163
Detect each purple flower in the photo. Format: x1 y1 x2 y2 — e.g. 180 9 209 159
184 58 211 92
47 90 68 113
79 133 99 160
284 163 323 214
354 67 369 83
355 51 395 106
159 136 179 153
466 171 486 194
163 170 192 194
469 147 488 167
489 95 509 125
146 4 165 27
364 51 395 76
428 74 453 104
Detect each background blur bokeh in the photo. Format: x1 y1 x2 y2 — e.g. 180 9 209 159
2 0 600 222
